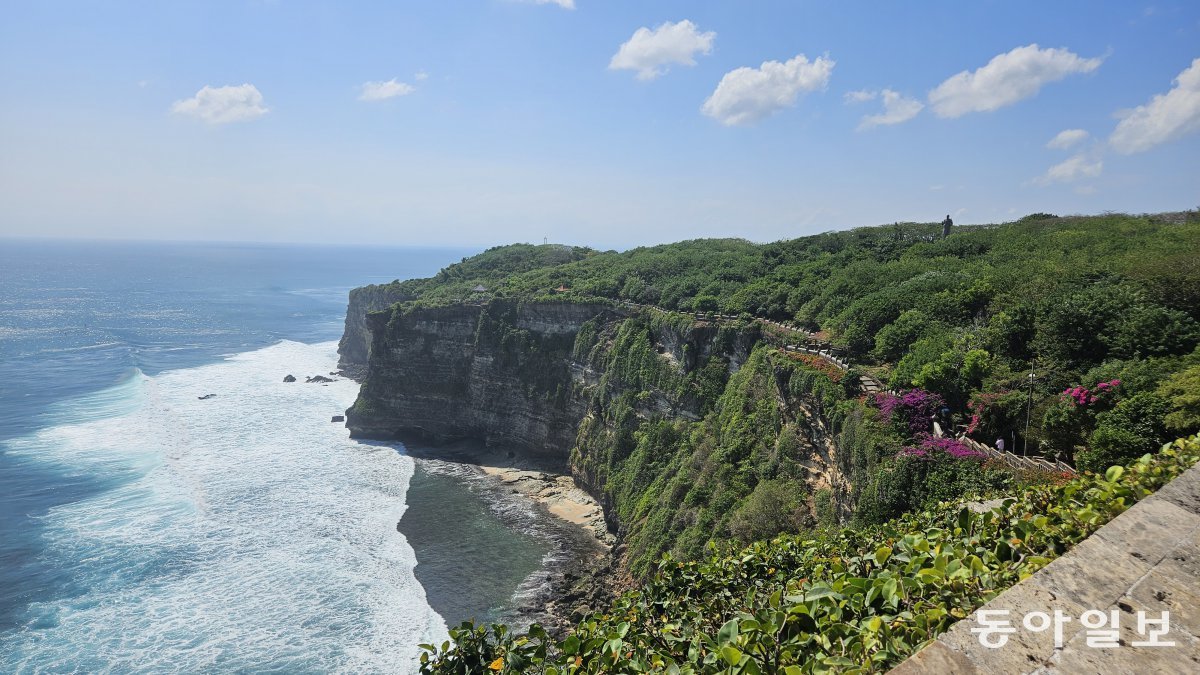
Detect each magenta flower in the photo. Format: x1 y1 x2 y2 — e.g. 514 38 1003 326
899 434 987 461
874 388 945 436
1061 379 1120 408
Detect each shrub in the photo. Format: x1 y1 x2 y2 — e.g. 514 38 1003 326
1159 364 1200 433
1078 392 1170 473
873 388 945 438
727 478 810 545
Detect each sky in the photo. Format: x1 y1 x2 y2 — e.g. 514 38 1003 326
1 1 1198 249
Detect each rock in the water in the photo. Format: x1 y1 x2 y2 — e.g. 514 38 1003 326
283 374 296 383
306 375 334 383
198 393 217 400
331 415 345 423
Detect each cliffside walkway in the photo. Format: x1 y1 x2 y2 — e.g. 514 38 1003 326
620 300 1072 475
958 433 1075 475
617 301 883 389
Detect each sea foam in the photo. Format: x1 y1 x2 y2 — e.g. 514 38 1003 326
0 341 446 674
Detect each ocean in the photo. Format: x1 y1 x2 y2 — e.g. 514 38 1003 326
0 240 552 673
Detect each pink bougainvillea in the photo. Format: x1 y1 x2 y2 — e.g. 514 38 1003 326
874 388 945 437
965 391 1005 436
899 434 987 461
1061 379 1120 407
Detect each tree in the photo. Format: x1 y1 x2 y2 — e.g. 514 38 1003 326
727 478 809 544
1159 365 1200 433
1078 393 1170 473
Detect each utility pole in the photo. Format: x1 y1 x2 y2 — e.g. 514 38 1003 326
1023 358 1036 457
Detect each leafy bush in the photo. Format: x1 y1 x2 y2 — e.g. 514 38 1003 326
727 478 811 545
1159 364 1200 433
873 389 944 438
1078 392 1170 473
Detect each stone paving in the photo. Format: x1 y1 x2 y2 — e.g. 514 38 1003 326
890 461 1200 673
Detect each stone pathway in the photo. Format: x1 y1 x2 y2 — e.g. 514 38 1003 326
618 301 883 390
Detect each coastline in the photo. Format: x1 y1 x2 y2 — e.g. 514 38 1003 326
399 440 620 635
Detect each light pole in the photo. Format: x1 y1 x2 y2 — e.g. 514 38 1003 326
1023 362 1037 457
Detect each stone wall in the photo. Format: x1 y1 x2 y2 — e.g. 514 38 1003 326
890 462 1200 673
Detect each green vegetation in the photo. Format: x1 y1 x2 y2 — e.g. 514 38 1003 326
373 211 1200 561
419 435 1200 674
385 212 1200 466
372 212 1200 671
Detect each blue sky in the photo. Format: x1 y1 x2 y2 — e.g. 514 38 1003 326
1 1 1197 248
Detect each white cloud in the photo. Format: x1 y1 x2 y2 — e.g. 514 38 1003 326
929 44 1102 118
1036 153 1103 184
171 84 268 124
857 89 923 130
359 78 415 102
517 0 574 8
609 19 715 81
701 53 835 126
414 71 429 81
844 89 876 104
1109 57 1200 154
1046 128 1089 149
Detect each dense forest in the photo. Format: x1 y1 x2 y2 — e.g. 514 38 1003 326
374 211 1200 672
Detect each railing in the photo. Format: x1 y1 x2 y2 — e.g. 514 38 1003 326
957 435 1076 475
619 302 855 366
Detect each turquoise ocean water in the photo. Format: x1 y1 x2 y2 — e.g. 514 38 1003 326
0 240 551 673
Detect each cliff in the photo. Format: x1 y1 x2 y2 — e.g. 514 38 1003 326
347 300 615 459
345 298 855 573
336 283 414 378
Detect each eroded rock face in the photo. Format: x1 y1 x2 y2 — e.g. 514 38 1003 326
336 283 415 379
346 301 615 460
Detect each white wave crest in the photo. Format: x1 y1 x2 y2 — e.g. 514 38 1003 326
1 341 446 674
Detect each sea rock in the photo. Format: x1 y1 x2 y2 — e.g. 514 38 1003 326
306 375 334 383
283 374 296 383
331 415 345 423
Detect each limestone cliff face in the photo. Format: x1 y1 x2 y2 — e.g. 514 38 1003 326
337 283 414 378
346 300 618 460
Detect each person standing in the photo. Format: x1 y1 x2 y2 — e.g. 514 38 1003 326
941 214 953 238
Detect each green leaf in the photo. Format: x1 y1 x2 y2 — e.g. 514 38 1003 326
603 638 623 658
717 618 739 646
874 546 892 565
720 645 743 666
802 584 844 602
915 567 943 582
1106 465 1125 482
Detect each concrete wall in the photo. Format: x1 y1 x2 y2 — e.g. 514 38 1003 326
890 462 1200 673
